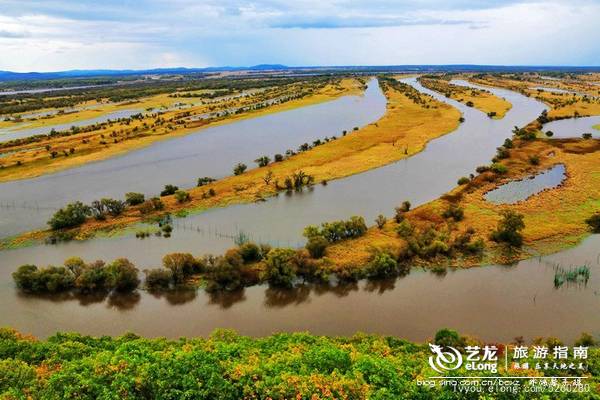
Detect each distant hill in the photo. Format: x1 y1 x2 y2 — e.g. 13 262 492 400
1 64 599 82
0 65 291 81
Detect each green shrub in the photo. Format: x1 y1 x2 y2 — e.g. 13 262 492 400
174 190 191 203
239 242 262 262
457 176 470 185
197 176 216 187
48 201 91 230
233 163 247 175
305 236 328 259
490 163 508 174
105 258 140 292
264 248 297 288
490 210 525 247
586 213 600 233
160 184 179 197
144 268 173 290
125 192 145 206
367 252 397 278
529 155 540 165
442 204 464 221
434 328 465 349
162 253 202 283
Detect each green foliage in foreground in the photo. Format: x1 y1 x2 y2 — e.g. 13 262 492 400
1 328 599 399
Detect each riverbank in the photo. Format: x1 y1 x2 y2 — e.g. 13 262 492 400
0 78 362 182
3 77 461 246
326 137 600 269
469 75 600 120
0 327 596 399
419 76 512 118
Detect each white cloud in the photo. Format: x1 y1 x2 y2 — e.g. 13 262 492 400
0 0 598 71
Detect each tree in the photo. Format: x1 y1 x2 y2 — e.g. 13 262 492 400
239 242 262 262
197 177 216 187
144 269 173 290
125 192 145 205
305 236 328 258
367 252 397 278
162 253 202 283
254 156 270 167
375 214 387 229
491 210 525 247
434 328 465 349
48 202 91 230
106 258 140 292
174 190 191 203
262 171 273 185
233 163 247 175
264 248 297 288
160 184 179 197
74 261 110 293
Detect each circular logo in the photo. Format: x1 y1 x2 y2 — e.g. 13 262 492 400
428 343 463 373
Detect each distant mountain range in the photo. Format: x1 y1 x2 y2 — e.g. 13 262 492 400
1 64 600 81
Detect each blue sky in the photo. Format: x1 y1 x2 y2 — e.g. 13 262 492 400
0 0 599 71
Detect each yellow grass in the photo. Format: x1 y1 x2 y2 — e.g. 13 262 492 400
419 77 512 118
6 78 461 245
0 79 363 182
325 138 600 269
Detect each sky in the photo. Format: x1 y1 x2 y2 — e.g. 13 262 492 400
0 0 599 72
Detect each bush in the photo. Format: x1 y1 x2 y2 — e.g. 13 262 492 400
160 184 179 197
254 156 270 167
375 214 387 229
273 153 284 162
74 261 110 293
583 133 593 139
396 220 414 238
145 268 173 290
48 201 91 230
264 248 297 288
197 177 216 187
205 257 243 292
575 332 597 347
490 163 508 174
367 252 397 278
125 192 145 206
106 258 140 292
586 213 600 233
434 328 465 349
442 204 464 221
457 176 470 185
174 190 191 203
102 198 126 216
491 210 525 247
465 101 474 107
233 163 247 175
304 216 367 243
234 243 259 263
545 130 554 137
529 155 540 165
305 236 328 259
163 253 202 283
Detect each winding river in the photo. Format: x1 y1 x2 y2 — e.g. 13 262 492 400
2 76 598 344
0 80 386 237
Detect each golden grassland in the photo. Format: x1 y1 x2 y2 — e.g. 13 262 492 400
325 137 600 270
470 75 600 120
4 78 462 247
419 77 512 118
0 79 362 182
